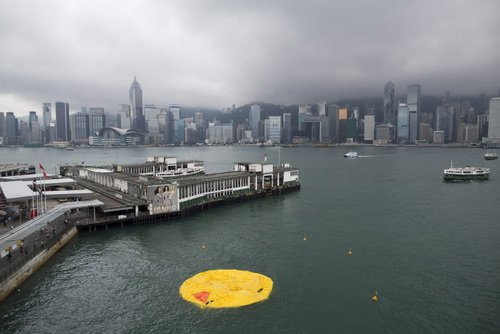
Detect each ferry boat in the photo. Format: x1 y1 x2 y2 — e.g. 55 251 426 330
443 162 489 181
344 151 358 158
484 152 498 160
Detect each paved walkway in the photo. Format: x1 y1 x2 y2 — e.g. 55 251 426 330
0 200 103 257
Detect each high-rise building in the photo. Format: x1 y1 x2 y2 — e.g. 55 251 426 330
70 112 89 144
89 108 106 136
5 112 17 145
364 115 375 142
129 76 145 132
435 105 455 143
249 104 261 141
55 101 70 141
488 97 500 139
144 104 160 134
397 103 409 143
0 112 5 141
117 104 131 129
43 103 51 140
407 84 421 143
265 116 281 143
383 81 396 125
317 102 326 116
327 104 339 143
282 113 292 143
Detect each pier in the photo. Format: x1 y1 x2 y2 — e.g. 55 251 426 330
0 157 299 301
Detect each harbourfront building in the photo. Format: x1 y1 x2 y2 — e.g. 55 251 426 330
89 127 145 146
61 157 300 215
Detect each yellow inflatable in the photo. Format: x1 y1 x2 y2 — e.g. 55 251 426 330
179 269 273 308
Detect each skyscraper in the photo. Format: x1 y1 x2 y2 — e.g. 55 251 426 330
282 113 292 143
265 116 281 143
383 81 396 125
5 112 17 145
43 102 51 143
397 103 409 143
70 112 89 144
129 76 145 132
89 108 106 136
488 97 500 139
55 101 70 141
249 104 261 141
407 84 422 143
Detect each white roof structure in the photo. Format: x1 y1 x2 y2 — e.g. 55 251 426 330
22 178 76 187
0 181 34 201
0 173 55 181
0 180 92 202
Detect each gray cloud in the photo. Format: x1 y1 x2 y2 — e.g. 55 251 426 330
1 0 499 115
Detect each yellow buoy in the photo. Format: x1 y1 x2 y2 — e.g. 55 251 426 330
202 243 206 250
372 291 379 302
303 235 307 241
180 269 273 308
347 248 352 256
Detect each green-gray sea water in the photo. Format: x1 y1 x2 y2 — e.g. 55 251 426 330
0 146 499 333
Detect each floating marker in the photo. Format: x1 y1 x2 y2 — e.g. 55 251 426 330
202 243 206 249
303 235 307 241
372 291 378 302
347 248 352 256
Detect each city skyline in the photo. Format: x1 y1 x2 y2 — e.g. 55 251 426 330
1 1 499 115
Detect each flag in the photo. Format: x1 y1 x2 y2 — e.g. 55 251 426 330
39 163 46 172
42 171 49 179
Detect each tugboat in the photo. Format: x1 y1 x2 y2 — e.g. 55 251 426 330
484 151 498 160
443 161 489 181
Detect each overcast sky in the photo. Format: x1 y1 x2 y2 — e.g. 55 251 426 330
1 0 499 115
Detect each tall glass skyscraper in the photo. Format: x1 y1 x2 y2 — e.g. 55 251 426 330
383 81 396 126
43 103 51 143
129 77 144 132
249 104 261 141
55 101 70 141
488 97 500 139
407 84 421 143
397 103 409 143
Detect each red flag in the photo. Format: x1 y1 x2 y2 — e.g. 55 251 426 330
39 163 46 171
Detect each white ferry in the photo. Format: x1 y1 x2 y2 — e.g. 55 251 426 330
443 162 489 181
484 152 498 160
344 152 358 158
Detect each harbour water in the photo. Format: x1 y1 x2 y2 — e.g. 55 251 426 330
1 146 499 333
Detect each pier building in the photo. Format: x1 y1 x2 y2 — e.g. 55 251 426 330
60 157 300 216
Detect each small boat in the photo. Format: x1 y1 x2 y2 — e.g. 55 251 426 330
484 152 498 160
443 162 489 181
344 151 358 158
65 147 74 151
